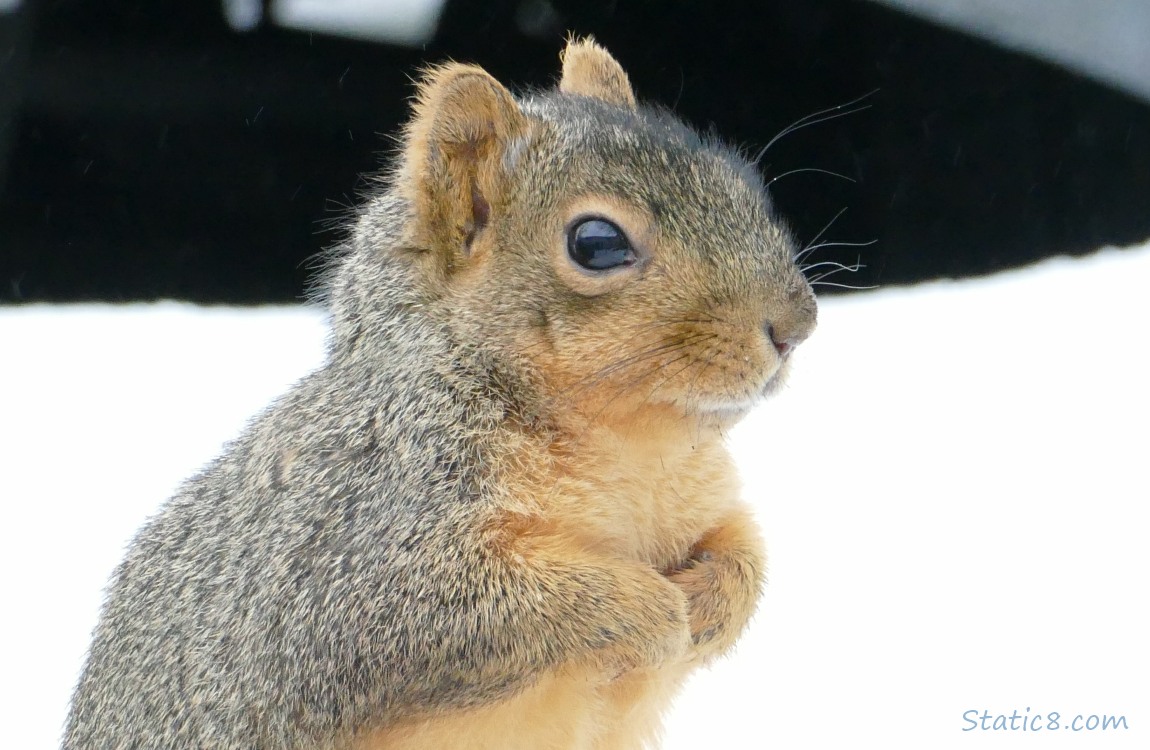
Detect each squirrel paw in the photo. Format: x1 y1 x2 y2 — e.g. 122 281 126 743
592 570 691 677
665 545 758 661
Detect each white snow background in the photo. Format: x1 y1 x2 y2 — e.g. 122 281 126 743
2 242 1147 748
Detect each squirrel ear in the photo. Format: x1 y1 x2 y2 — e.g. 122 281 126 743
559 36 637 110
401 63 527 264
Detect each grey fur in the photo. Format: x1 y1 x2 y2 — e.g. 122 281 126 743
63 79 800 750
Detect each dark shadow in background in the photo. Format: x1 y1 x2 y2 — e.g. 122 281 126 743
1 0 1148 303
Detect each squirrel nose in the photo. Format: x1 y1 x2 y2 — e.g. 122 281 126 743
764 319 813 357
763 282 818 357
764 324 791 356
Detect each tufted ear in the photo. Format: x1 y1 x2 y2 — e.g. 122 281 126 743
559 36 636 110
400 63 528 269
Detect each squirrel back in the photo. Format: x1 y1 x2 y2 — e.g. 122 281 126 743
64 38 816 750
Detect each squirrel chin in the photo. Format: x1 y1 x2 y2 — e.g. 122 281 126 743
691 357 793 421
760 356 794 399
695 405 754 427
688 394 761 423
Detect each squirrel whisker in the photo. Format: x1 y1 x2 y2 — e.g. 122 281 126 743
560 333 716 401
809 280 879 290
753 88 878 165
795 206 848 263
804 258 866 284
766 166 856 189
796 238 877 265
799 259 862 274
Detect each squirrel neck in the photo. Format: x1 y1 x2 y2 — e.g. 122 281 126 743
560 401 726 453
536 400 740 569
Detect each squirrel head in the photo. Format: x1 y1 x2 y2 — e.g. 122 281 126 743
365 37 817 431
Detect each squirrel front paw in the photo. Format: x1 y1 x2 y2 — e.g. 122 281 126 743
591 569 692 675
665 530 763 661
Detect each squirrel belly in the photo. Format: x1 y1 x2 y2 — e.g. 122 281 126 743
63 35 814 750
353 664 694 750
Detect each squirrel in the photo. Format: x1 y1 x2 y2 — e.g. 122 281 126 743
62 37 817 750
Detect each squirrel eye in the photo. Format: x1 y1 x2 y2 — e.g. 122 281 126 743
567 218 636 271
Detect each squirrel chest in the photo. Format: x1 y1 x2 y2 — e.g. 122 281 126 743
361 421 746 750
535 418 742 571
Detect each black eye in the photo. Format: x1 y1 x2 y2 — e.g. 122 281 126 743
567 218 636 271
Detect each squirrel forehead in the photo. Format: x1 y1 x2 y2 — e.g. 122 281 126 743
516 94 786 247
